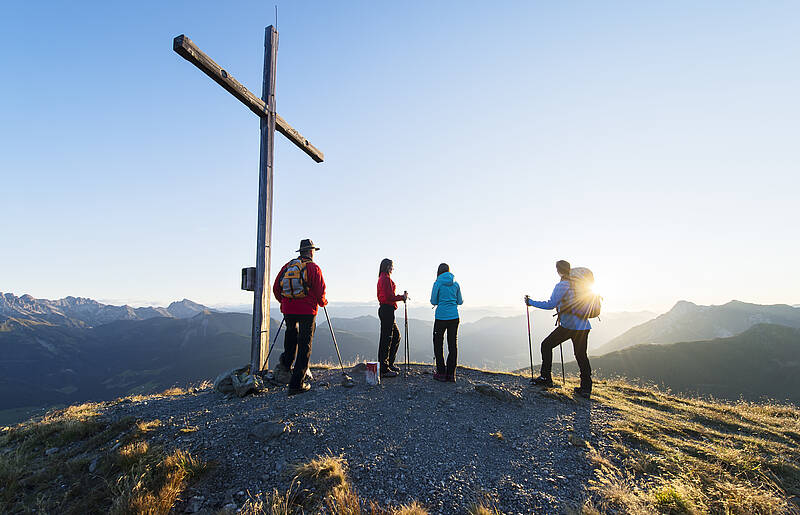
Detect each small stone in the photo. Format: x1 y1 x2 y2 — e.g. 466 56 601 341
567 434 588 448
223 503 237 511
45 447 59 456
185 495 205 513
249 420 286 441
88 458 98 473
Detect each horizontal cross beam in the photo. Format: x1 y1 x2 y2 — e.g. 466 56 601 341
173 34 324 163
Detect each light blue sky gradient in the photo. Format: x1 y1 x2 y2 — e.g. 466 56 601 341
2 1 798 313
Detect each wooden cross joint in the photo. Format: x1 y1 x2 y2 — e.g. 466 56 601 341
173 34 324 163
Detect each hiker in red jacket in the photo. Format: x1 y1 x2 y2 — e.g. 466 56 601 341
272 239 327 396
376 258 407 377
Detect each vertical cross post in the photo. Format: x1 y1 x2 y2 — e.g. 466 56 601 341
173 28 323 373
251 26 279 374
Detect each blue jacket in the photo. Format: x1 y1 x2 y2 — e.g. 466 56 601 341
430 272 463 320
527 280 591 331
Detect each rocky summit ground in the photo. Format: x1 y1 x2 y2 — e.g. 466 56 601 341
102 365 613 514
4 363 799 514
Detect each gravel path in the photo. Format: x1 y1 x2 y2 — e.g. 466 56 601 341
102 365 619 514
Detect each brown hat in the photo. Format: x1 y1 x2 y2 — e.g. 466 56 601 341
296 239 320 252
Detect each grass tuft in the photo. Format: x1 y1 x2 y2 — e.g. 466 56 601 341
390 502 430 514
468 500 503 514
584 378 800 514
241 454 432 515
0 402 207 514
136 419 162 433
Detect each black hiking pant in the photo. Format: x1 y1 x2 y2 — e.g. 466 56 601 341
378 304 401 372
279 314 316 389
433 318 459 378
540 325 592 391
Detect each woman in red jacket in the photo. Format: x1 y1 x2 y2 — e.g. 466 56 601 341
377 258 407 377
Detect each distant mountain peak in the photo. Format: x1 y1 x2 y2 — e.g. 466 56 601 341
597 300 800 355
167 299 214 319
667 300 700 316
0 292 214 327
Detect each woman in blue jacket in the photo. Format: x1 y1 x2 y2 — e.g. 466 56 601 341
430 263 463 382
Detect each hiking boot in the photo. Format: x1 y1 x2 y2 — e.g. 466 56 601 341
573 387 591 399
446 375 456 383
381 370 398 378
530 375 554 387
433 373 448 382
287 382 311 396
387 364 401 373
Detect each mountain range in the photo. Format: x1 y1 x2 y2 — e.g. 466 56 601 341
0 292 212 328
594 300 800 355
2 292 799 423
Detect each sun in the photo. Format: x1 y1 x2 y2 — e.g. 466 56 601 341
589 279 611 300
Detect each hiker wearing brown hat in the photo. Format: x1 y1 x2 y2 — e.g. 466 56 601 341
272 239 327 396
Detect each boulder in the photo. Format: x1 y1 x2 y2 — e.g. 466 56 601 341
214 365 264 397
232 372 263 397
214 366 247 394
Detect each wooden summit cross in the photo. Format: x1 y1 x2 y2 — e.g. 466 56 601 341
173 27 324 374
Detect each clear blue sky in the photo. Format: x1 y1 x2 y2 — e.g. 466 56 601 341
2 1 798 313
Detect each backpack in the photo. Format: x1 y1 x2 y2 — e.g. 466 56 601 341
557 267 602 323
279 258 310 299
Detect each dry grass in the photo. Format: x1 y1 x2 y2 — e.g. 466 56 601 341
240 454 431 515
390 502 429 514
0 402 207 514
467 500 503 514
137 419 162 432
238 484 299 515
160 386 188 396
113 381 211 406
585 378 800 514
179 415 199 433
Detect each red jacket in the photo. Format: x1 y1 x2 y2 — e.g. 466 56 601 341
273 258 327 315
377 272 404 309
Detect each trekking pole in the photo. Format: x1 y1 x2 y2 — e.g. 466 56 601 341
525 296 535 383
322 306 355 387
404 294 410 379
264 317 285 366
559 343 566 386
